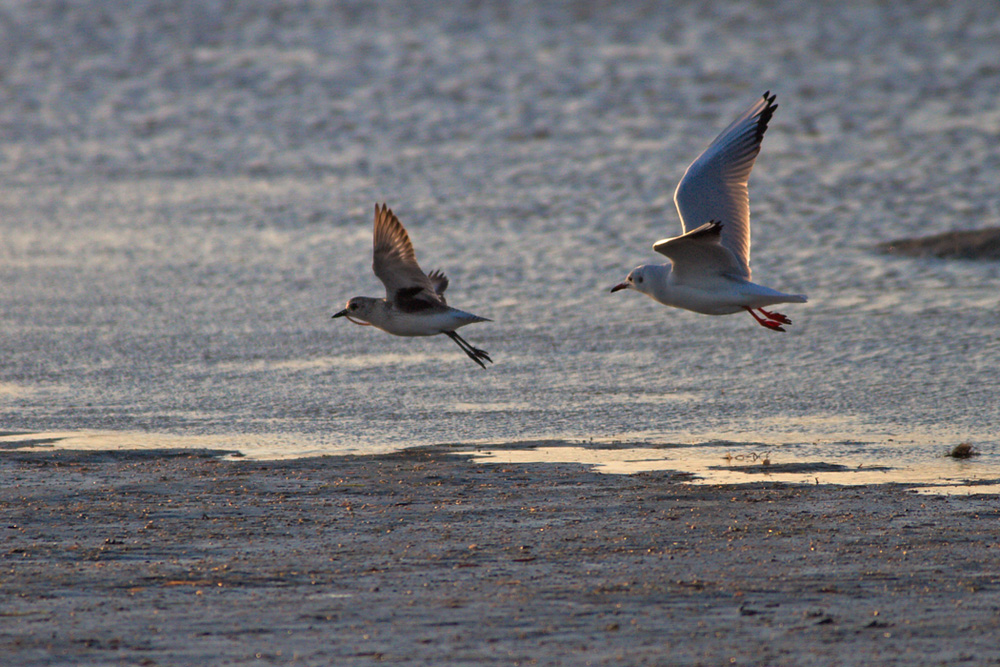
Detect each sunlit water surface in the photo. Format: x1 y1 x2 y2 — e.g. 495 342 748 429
0 2 998 490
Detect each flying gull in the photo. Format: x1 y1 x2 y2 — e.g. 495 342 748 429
611 92 807 331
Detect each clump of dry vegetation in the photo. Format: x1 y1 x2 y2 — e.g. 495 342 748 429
948 443 980 459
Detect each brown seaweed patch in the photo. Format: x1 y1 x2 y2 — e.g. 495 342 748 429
878 227 1000 260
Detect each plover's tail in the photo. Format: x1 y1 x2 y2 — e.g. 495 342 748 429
449 308 491 326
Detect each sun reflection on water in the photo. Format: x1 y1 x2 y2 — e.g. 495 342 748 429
462 442 999 496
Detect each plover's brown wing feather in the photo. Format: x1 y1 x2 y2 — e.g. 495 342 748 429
371 203 443 306
427 269 449 303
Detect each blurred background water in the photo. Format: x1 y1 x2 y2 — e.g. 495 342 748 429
0 1 998 474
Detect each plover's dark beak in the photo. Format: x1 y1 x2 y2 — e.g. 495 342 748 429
332 309 349 319
610 282 628 293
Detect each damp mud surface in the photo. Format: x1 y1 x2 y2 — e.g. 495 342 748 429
2 448 999 666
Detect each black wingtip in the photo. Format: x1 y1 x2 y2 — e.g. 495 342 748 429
689 220 723 240
756 92 778 140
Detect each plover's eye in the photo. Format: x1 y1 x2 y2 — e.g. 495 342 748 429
349 303 357 310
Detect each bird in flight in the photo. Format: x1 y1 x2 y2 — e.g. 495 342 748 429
333 204 493 367
611 92 807 331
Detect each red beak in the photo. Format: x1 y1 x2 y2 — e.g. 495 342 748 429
610 282 628 293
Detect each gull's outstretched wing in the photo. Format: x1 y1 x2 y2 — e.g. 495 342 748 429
653 221 745 283
672 91 777 280
372 203 443 311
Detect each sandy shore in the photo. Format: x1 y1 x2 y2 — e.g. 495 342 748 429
2 446 999 666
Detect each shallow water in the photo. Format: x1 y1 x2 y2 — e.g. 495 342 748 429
464 440 1000 495
0 2 998 484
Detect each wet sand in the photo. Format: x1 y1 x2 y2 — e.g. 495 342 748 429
2 447 999 666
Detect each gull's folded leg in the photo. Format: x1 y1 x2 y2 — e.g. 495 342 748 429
744 307 786 332
757 308 791 325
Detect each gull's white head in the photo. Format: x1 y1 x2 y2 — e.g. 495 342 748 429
332 297 380 325
611 265 654 296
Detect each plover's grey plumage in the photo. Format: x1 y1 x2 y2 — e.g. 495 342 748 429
333 204 493 367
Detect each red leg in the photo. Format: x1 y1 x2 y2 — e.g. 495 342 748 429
758 308 791 325
744 307 786 332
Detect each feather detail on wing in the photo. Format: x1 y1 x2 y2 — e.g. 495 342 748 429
653 221 746 282
672 91 777 280
371 203 444 310
427 269 449 302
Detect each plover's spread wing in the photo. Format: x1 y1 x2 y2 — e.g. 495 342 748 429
653 221 744 283
372 204 445 312
427 269 449 302
671 92 777 280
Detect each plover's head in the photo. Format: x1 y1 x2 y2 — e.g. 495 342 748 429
332 297 379 324
610 266 650 295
